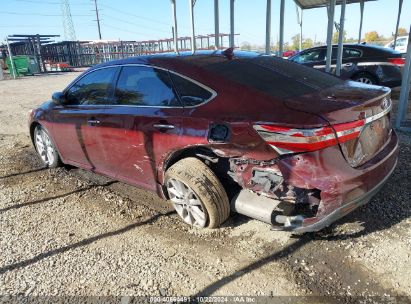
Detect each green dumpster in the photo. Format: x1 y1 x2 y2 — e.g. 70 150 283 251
6 55 40 77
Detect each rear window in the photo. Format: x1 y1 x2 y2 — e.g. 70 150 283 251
170 73 213 107
197 56 343 99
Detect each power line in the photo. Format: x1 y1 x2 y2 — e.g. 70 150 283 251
13 0 90 5
99 3 213 33
0 23 94 28
99 4 171 27
0 11 92 16
102 24 156 38
101 14 170 35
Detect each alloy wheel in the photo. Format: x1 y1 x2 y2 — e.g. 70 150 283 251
166 178 208 228
356 77 373 85
34 128 55 166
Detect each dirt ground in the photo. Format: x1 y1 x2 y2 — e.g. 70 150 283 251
0 72 410 301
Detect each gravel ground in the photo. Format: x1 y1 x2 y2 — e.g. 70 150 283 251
0 73 410 301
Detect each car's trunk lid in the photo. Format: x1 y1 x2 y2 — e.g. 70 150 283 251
284 81 392 167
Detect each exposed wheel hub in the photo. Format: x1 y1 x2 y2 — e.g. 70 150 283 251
166 178 207 228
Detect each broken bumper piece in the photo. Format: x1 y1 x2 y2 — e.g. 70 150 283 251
272 159 397 233
229 130 398 233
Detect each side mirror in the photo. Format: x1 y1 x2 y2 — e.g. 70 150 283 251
52 92 66 105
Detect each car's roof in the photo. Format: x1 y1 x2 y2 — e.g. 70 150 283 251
90 50 263 70
295 43 401 55
87 49 344 100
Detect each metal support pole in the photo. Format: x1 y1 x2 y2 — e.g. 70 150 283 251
295 4 303 51
396 28 411 129
36 34 46 72
214 0 219 49
358 0 364 43
299 10 303 51
336 0 347 77
393 0 403 49
325 0 336 73
171 0 179 53
189 0 195 53
279 0 285 56
265 0 272 54
0 56 3 80
6 37 16 79
229 0 235 48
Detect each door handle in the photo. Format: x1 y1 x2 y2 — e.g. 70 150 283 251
87 119 101 126
153 123 175 130
344 63 353 67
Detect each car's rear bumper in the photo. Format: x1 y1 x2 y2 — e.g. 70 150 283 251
291 158 397 233
275 130 399 233
380 79 402 88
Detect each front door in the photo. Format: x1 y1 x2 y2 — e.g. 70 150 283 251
51 66 120 175
291 48 326 68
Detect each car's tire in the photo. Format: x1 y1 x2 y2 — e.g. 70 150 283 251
165 157 230 229
352 72 378 85
33 124 61 168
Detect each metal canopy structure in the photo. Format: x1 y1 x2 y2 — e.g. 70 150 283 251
294 0 375 9
396 27 411 132
171 0 410 132
4 34 60 79
292 0 377 75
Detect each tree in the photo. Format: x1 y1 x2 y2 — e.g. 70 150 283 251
332 30 347 43
240 41 252 51
397 27 408 37
301 38 314 49
291 34 301 50
364 31 380 42
346 37 357 43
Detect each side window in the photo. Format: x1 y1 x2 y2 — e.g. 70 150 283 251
114 66 179 107
292 49 324 63
66 67 117 105
396 38 406 47
343 49 361 58
170 73 213 107
326 48 360 60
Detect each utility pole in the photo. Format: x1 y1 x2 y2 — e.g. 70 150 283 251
93 0 102 40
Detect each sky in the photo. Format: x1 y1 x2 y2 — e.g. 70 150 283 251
0 0 410 46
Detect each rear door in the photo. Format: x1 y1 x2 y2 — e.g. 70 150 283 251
313 47 362 79
340 47 363 78
51 66 120 174
103 65 185 191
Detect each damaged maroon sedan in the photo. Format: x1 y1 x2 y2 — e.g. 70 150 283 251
28 50 398 233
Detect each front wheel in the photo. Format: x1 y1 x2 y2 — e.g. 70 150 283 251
34 125 61 168
352 72 378 85
165 157 230 228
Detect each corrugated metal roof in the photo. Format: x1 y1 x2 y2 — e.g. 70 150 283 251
295 0 376 9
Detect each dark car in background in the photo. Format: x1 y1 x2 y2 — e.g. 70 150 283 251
28 50 398 233
289 44 404 87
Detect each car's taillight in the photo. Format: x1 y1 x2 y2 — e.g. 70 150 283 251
388 58 405 66
253 120 365 154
